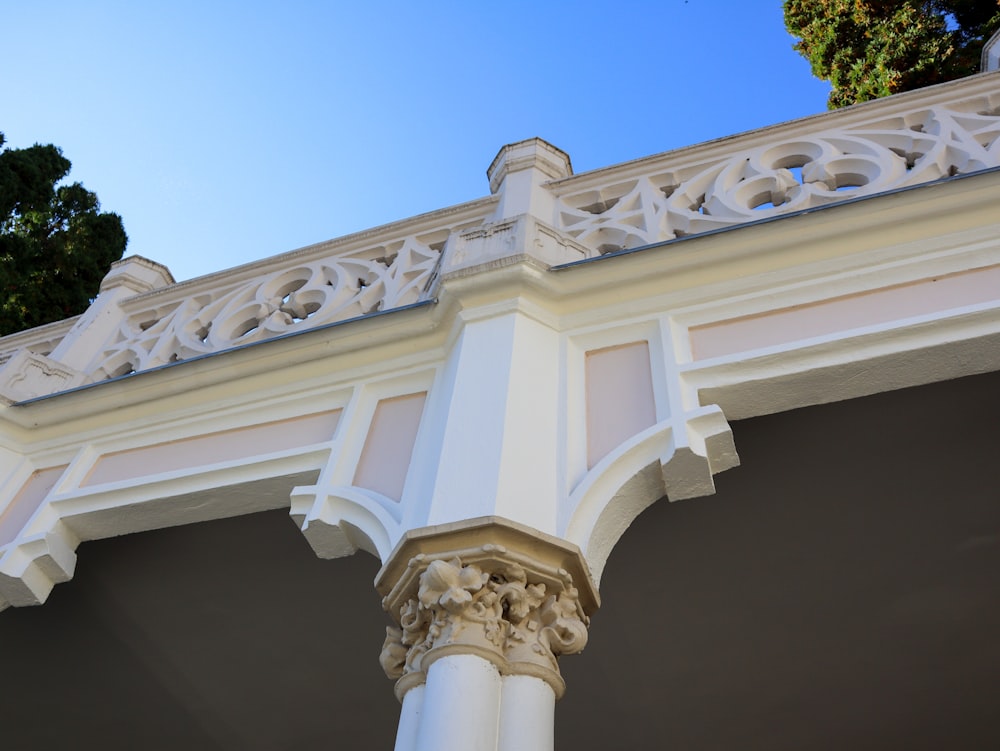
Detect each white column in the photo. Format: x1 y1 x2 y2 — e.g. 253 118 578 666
377 521 598 751
498 674 556 751
392 683 424 751
413 654 502 751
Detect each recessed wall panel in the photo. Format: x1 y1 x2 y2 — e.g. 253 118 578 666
0 466 67 547
585 342 657 469
84 410 341 487
354 393 427 502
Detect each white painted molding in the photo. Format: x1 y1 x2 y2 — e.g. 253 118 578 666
0 528 77 611
440 214 590 279
290 485 401 562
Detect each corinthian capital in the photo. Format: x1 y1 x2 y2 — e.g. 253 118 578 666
376 517 599 699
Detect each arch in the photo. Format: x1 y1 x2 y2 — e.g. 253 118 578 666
562 405 737 585
0 461 323 611
290 484 402 563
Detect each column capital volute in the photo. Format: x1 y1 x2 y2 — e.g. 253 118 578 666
375 516 600 701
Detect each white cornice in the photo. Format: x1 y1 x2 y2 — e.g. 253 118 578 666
6 167 997 437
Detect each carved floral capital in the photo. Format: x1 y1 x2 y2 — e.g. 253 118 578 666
375 518 599 700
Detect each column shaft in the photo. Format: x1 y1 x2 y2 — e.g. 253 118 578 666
413 654 501 751
393 683 424 751
498 674 556 751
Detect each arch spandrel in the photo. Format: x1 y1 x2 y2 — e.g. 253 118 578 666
562 406 738 587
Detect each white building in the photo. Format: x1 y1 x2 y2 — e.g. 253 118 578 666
2 71 999 749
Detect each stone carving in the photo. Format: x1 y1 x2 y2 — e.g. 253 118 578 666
89 234 447 380
380 556 589 695
0 351 85 404
555 102 1000 254
7 88 995 387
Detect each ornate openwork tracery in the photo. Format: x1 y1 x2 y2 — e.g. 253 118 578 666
554 101 1000 254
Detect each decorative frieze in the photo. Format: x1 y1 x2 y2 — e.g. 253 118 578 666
553 98 1000 254
89 235 446 380
376 518 599 700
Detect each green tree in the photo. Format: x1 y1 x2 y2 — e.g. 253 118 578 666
0 132 127 336
784 0 1000 108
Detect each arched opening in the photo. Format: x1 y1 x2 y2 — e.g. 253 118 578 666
558 369 1000 749
0 509 396 749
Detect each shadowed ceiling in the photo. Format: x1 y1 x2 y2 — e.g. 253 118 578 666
2 370 999 749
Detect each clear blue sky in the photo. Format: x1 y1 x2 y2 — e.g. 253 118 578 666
2 1 830 282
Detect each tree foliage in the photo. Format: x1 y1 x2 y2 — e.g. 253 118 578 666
784 0 1000 108
0 133 127 336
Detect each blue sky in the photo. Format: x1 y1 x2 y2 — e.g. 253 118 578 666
2 1 830 282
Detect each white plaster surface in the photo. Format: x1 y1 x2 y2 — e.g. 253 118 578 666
423 317 512 526
424 311 563 533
